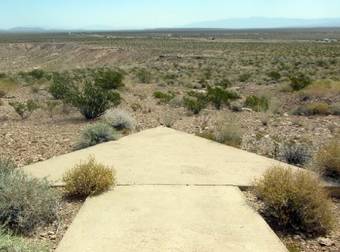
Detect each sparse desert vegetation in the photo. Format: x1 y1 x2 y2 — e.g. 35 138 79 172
0 29 339 251
0 157 71 251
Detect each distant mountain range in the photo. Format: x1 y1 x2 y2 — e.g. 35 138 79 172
8 27 47 32
1 17 340 32
187 17 340 29
0 26 124 33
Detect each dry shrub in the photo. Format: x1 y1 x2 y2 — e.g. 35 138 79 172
0 159 59 235
103 109 136 131
183 96 207 114
63 157 116 199
160 112 177 128
254 167 334 236
330 102 340 115
9 100 40 120
314 138 340 179
198 116 243 148
214 123 243 148
196 130 215 142
74 123 119 150
0 79 17 94
293 102 330 116
0 90 6 98
244 95 269 112
0 228 48 252
168 96 183 108
214 116 243 148
0 157 16 176
278 142 311 166
136 69 152 83
301 80 340 98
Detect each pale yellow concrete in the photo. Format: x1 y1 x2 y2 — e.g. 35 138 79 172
24 127 291 251
23 127 297 187
56 186 287 252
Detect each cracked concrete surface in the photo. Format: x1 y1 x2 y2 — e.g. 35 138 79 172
23 127 291 252
23 127 297 187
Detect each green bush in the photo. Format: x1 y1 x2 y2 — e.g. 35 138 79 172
183 96 207 114
63 157 116 199
70 82 121 119
49 73 75 100
293 102 330 116
239 73 251 82
267 71 281 81
28 69 45 80
153 91 175 104
289 72 312 91
244 95 269 112
0 160 59 234
50 73 122 119
74 123 120 150
9 100 39 119
0 229 48 252
184 90 211 114
94 68 124 90
103 109 136 131
254 167 333 236
207 86 240 109
314 138 340 179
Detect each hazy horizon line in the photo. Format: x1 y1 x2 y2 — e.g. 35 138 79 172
1 16 340 31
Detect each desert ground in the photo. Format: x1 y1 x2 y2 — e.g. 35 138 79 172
0 28 339 251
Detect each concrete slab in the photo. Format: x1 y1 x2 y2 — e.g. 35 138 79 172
23 127 297 187
56 186 287 252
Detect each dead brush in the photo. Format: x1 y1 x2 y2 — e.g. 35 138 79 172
313 137 340 179
254 167 334 236
63 156 116 199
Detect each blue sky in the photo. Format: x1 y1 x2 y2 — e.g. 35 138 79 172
1 0 340 29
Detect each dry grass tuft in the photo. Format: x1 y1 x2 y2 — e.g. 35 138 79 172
293 102 331 116
0 78 18 94
314 138 340 179
197 115 243 148
63 156 116 199
301 80 340 98
254 166 334 236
